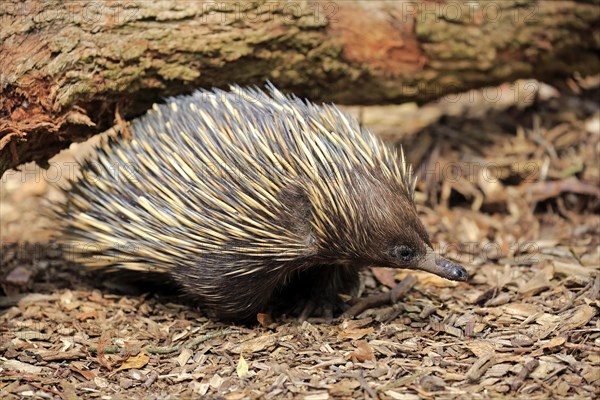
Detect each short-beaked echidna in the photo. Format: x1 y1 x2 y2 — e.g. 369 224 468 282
58 84 467 322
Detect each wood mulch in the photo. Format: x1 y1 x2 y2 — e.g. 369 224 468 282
1 78 598 399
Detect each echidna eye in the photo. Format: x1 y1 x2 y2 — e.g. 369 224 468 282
393 245 414 262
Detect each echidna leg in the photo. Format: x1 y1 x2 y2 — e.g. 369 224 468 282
293 265 361 320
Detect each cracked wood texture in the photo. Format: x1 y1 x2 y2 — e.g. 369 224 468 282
1 0 598 176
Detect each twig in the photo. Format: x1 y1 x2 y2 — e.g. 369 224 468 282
564 342 600 353
589 274 600 301
556 278 594 313
87 345 122 354
309 357 346 370
186 329 241 348
466 353 496 382
143 371 159 387
343 275 417 317
511 359 539 393
355 371 378 399
114 103 132 140
146 346 180 354
28 382 62 396
526 176 600 203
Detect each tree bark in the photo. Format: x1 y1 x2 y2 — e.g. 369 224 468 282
1 0 598 175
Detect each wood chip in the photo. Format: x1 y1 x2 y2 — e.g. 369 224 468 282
466 353 496 382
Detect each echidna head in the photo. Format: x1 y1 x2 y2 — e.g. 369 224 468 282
298 169 467 282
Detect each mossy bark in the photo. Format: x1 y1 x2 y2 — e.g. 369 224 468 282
1 0 598 175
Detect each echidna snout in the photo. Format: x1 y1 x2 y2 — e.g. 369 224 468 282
58 83 467 322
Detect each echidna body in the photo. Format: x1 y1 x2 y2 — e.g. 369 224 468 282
59 84 466 321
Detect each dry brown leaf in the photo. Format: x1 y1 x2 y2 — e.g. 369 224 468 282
115 353 150 372
256 313 272 327
70 365 96 381
372 267 397 288
348 341 375 361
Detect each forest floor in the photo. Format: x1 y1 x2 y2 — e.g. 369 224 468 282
1 78 599 399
